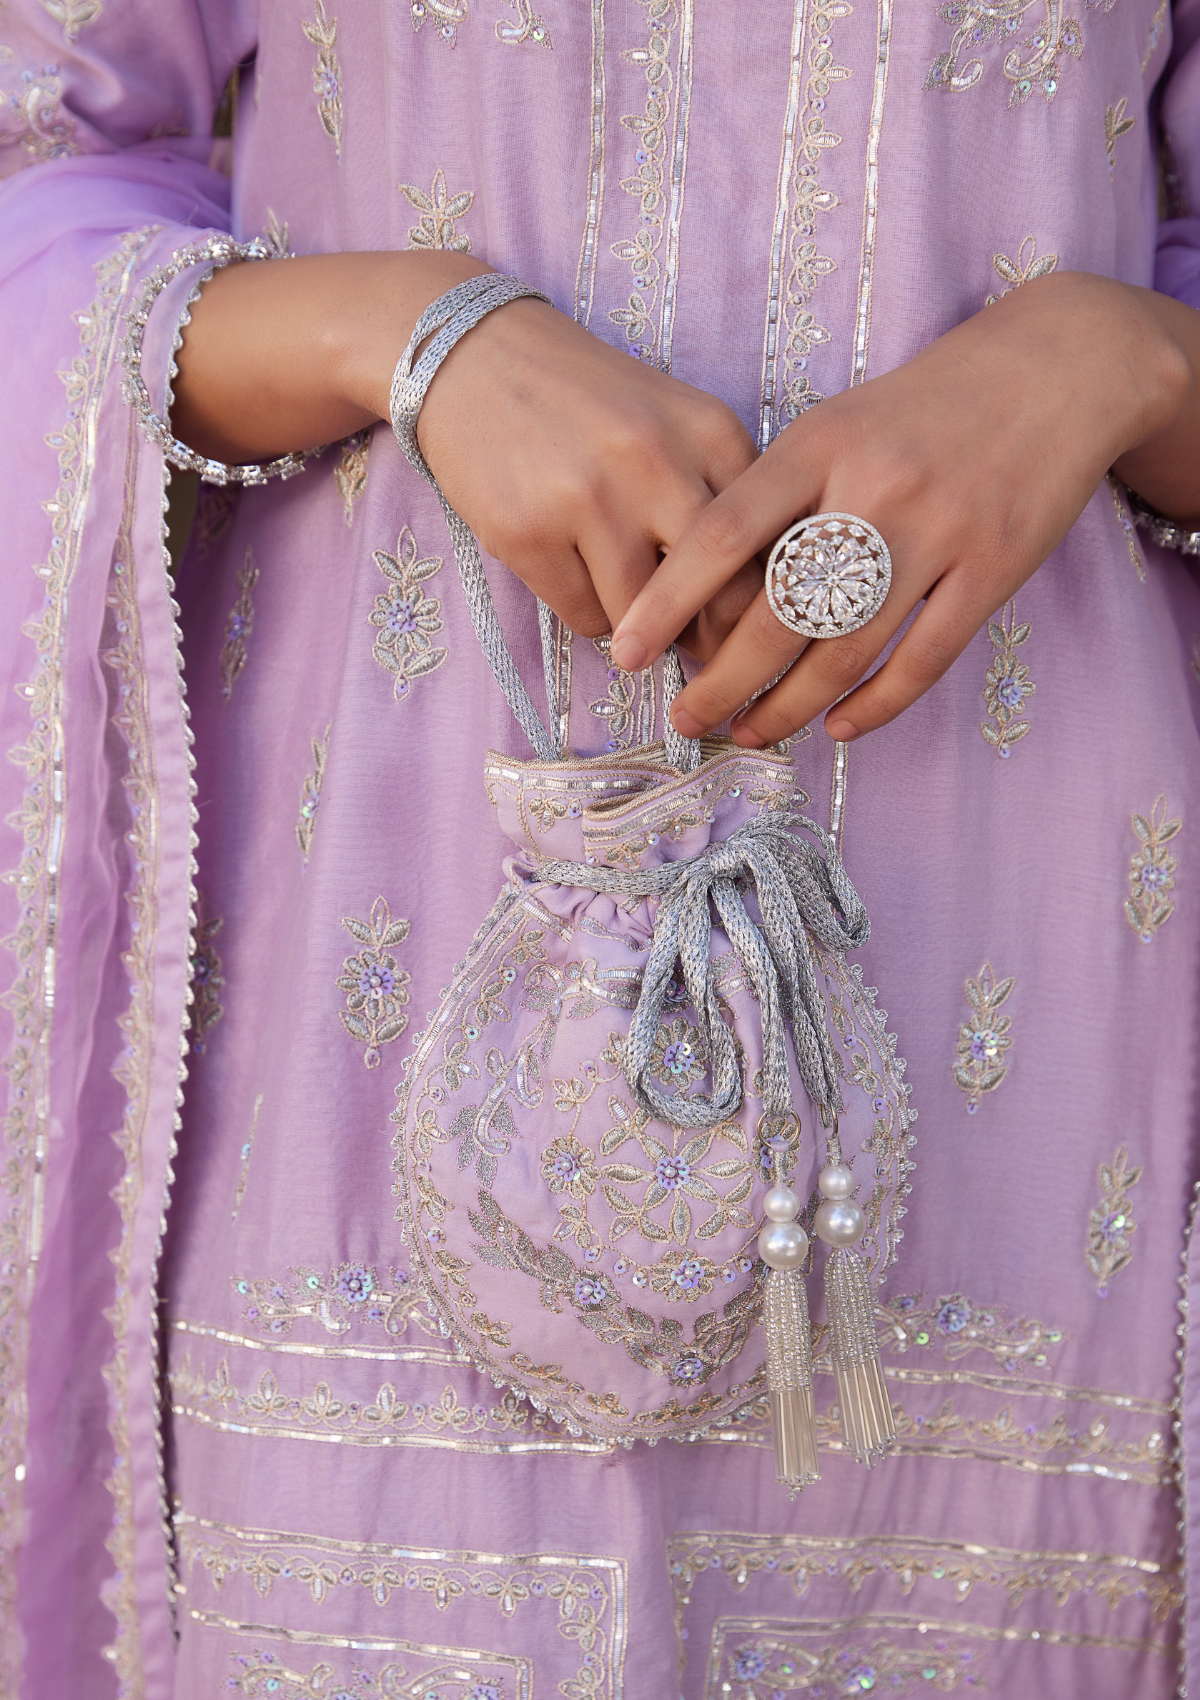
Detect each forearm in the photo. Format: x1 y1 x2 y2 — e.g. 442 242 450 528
1109 282 1200 525
170 249 493 464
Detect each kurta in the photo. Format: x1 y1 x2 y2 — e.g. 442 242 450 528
2 0 1200 1696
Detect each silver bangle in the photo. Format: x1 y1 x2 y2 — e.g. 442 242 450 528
1125 487 1200 558
120 234 325 487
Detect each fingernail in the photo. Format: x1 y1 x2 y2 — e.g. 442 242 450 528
610 632 647 671
731 721 767 750
671 706 705 740
825 716 860 742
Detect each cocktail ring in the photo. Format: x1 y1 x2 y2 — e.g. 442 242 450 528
765 512 892 641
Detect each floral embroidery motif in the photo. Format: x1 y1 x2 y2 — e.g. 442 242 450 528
0 63 79 167
370 527 448 700
775 0 850 420
607 0 681 363
218 550 257 698
953 964 1014 1112
886 1395 1167 1483
985 234 1058 304
39 0 101 39
296 726 330 860
334 429 369 522
263 208 290 257
232 1093 262 1219
338 897 412 1067
400 171 474 250
669 1531 1183 1625
232 1259 430 1337
926 0 1091 108
1105 96 1135 171
301 0 343 157
879 1290 1064 1372
1086 1146 1142 1297
980 600 1034 757
1126 797 1181 942
189 901 225 1055
1107 473 1146 579
722 1634 978 1695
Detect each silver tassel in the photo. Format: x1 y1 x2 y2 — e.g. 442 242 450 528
764 1265 821 1490
824 1243 895 1467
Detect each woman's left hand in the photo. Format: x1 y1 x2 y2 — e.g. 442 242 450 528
609 270 1200 745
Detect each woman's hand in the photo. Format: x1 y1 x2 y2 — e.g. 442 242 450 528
172 249 762 647
608 271 1200 745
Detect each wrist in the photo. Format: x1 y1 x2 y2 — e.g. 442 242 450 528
335 251 495 422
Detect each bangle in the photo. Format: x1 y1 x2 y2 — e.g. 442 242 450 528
120 234 325 487
1124 486 1200 558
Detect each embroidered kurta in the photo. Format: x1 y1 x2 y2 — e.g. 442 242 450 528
2 1 1200 1696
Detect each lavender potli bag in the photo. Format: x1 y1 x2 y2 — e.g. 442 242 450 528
389 277 913 1487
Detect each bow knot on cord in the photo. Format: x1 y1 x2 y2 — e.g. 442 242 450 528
535 812 869 1130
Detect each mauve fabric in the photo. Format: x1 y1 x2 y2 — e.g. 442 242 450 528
2 1 1200 1697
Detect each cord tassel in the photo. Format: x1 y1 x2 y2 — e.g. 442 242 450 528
824 1243 895 1466
764 1265 821 1490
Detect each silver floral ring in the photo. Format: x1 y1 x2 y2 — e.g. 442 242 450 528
765 512 892 641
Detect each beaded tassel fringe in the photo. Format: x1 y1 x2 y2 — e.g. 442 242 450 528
824 1244 896 1466
764 1266 821 1490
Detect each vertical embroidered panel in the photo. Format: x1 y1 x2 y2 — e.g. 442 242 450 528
1125 797 1180 942
1086 1145 1142 1297
0 227 153 1694
952 963 1015 1112
769 0 853 427
607 0 695 371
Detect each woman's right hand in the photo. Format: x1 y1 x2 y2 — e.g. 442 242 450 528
172 249 762 652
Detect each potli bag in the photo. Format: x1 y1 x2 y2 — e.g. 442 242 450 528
389 277 914 1486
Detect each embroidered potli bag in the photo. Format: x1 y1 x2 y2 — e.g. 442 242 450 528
390 277 915 1486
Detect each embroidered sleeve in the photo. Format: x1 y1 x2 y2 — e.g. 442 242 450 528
120 234 325 487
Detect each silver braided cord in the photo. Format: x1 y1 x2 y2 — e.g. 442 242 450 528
390 274 561 762
537 810 869 1127
661 647 702 773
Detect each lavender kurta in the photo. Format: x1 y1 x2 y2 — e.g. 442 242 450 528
3 0 1200 1695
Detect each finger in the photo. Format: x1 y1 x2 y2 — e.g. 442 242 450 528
610 429 828 671
513 545 612 638
667 584 811 739
820 573 983 740
678 556 766 663
580 472 716 632
718 580 924 746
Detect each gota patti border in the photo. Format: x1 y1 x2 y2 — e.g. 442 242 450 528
175 1513 629 1700
0 225 159 1698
